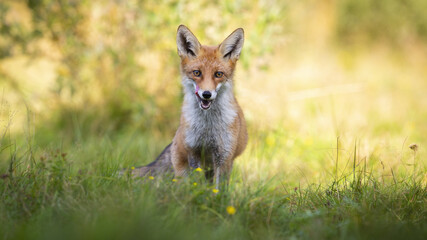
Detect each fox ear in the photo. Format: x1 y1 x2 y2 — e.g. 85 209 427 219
219 28 244 61
177 25 201 58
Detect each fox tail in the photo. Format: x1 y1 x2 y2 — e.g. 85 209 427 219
122 143 173 177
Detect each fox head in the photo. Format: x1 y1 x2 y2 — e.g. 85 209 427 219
177 25 244 110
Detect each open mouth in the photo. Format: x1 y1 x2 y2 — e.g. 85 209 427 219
195 94 213 110
200 99 212 110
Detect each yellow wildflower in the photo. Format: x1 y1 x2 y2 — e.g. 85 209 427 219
149 176 154 180
131 166 135 170
226 206 236 215
212 189 219 194
193 182 198 186
195 167 203 172
172 178 177 182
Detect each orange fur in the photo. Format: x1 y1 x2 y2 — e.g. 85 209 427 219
172 25 247 187
130 25 247 189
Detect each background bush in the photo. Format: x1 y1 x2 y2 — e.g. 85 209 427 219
0 1 426 239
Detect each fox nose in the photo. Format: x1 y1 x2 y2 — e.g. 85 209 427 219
202 91 212 99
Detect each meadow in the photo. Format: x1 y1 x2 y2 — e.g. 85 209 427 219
1 0 426 239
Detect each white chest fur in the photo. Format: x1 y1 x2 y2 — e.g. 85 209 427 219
182 81 237 153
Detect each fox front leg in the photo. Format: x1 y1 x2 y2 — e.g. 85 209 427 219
214 164 233 190
213 153 233 190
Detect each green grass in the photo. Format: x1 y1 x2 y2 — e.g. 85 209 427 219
1 128 425 240
1 1 427 239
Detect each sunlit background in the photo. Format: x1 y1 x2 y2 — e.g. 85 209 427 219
1 0 426 185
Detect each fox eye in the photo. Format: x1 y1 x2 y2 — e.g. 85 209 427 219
214 71 224 78
193 70 201 77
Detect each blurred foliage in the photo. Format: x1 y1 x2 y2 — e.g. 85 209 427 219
1 0 427 141
336 0 427 45
0 2 426 238
0 0 287 139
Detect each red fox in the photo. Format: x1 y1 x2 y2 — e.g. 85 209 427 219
131 25 248 188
